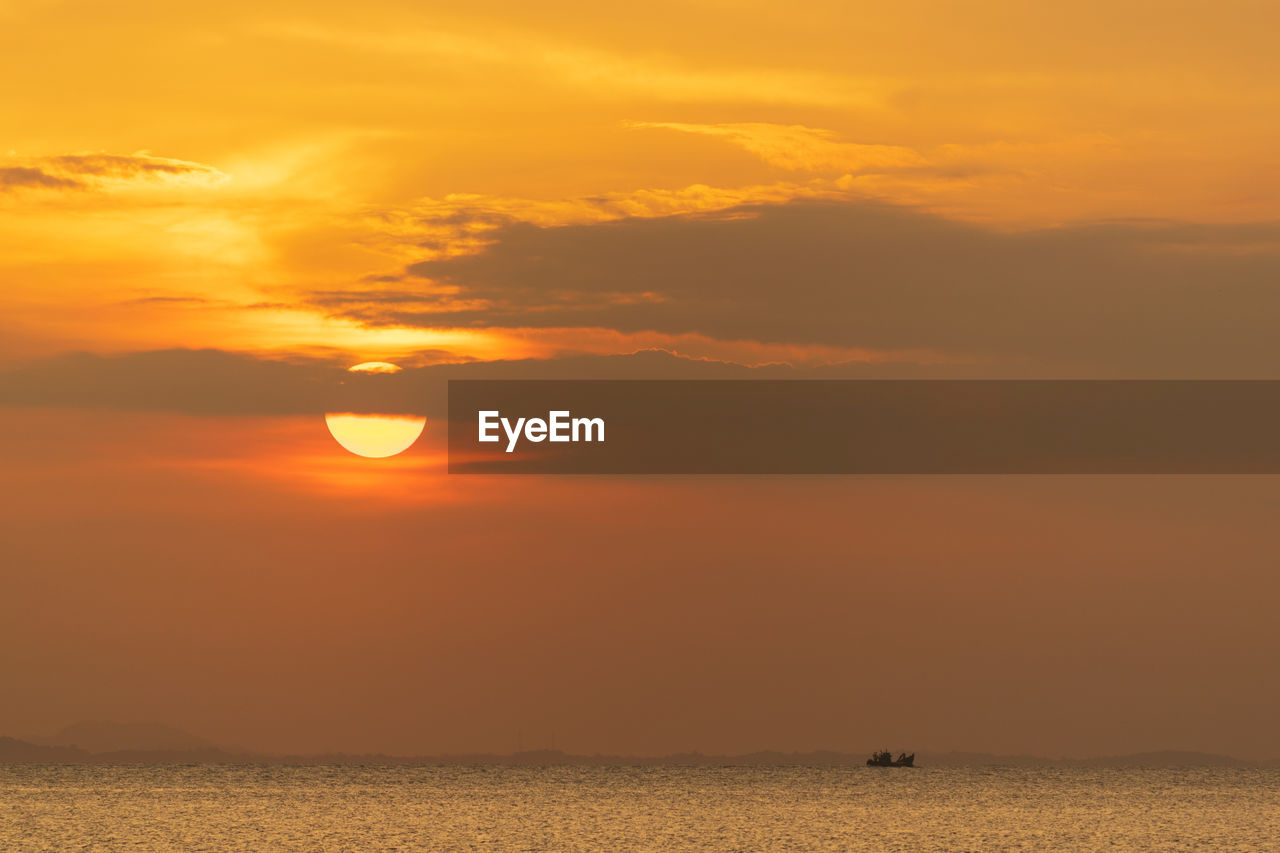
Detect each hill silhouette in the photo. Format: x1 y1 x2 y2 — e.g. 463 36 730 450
28 721 214 753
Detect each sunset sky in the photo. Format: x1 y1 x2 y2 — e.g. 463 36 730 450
2 0 1279 758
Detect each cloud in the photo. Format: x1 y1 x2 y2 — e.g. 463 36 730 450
324 200 1280 375
0 350 345 416
0 347 991 419
0 152 227 193
0 166 84 190
121 295 219 307
260 22 887 109
627 122 927 172
48 153 226 181
0 348 707 417
353 182 847 268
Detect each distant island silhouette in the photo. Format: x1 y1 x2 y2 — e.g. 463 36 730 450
0 723 1272 768
27 721 214 754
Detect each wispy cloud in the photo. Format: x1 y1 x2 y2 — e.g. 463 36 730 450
0 166 83 190
627 122 927 172
257 22 888 109
0 152 228 193
351 181 850 267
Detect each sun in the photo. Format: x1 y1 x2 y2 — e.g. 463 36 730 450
325 362 426 458
325 413 425 458
347 361 403 374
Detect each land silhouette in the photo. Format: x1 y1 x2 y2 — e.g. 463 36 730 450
0 723 1271 768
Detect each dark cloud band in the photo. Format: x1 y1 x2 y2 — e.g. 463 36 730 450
317 200 1280 375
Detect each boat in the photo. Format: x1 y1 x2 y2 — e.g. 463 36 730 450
866 750 915 767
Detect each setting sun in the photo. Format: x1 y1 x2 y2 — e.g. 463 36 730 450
324 412 426 458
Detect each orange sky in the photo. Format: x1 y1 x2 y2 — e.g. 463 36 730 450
3 0 1280 757
4 408 1278 757
3 0 1279 364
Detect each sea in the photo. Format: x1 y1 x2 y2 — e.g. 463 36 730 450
2 764 1277 851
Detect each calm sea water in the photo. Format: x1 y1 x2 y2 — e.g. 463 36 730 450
2 764 1277 851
